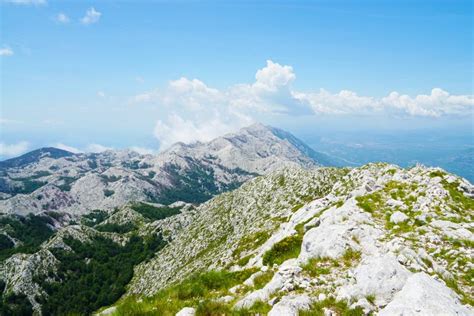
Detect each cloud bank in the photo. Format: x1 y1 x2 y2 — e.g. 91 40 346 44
132 60 473 150
0 141 29 158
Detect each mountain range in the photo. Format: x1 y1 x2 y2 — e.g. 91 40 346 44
0 124 472 315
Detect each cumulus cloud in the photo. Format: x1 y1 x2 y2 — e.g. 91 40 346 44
0 141 29 157
55 12 70 24
86 143 112 153
299 88 473 118
81 7 101 25
131 60 473 149
0 47 14 57
154 114 251 150
54 143 82 154
3 0 46 5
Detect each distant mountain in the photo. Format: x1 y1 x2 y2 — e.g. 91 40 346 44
0 124 334 216
0 148 74 170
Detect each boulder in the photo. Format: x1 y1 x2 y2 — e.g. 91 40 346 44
379 273 472 316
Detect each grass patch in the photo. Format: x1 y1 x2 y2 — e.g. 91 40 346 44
115 269 258 315
233 230 270 260
253 270 274 289
262 234 303 266
342 248 361 267
299 297 364 316
301 258 332 277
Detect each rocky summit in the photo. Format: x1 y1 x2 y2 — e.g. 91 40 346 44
0 125 472 316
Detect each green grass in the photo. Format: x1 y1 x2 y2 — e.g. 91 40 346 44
299 297 364 316
342 248 361 267
301 258 332 277
114 269 258 315
232 230 270 260
262 234 303 266
355 192 382 214
252 270 274 289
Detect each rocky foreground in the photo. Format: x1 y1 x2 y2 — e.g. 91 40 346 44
105 163 473 315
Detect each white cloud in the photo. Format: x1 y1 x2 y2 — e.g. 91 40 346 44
254 60 296 91
131 60 473 149
80 7 101 25
0 46 14 57
129 146 155 155
54 143 82 154
3 0 46 5
154 114 251 150
0 141 29 158
300 88 473 118
97 91 106 98
86 143 112 153
55 12 70 24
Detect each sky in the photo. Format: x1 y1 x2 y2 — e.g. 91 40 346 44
0 0 473 158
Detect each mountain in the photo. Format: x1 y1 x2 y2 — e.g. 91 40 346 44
0 124 332 216
1 125 472 315
0 148 74 170
117 164 474 315
1 163 473 315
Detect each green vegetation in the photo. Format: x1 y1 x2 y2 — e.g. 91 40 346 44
55 176 76 191
100 175 122 183
342 248 361 267
301 258 332 277
16 180 46 194
429 170 446 178
0 291 33 316
253 270 274 289
355 192 382 214
38 234 165 315
104 189 115 197
233 230 270 261
81 209 109 227
441 179 474 216
0 214 55 261
115 269 258 315
131 202 182 221
299 297 364 316
262 234 303 266
95 222 136 234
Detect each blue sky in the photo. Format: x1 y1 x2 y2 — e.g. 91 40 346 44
0 0 473 157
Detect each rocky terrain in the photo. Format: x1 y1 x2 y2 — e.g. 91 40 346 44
0 124 332 216
108 163 473 315
0 124 472 315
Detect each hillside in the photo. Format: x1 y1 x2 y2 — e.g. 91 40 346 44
108 163 473 315
0 126 472 315
0 124 331 216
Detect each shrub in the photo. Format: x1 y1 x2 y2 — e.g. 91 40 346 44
131 202 181 221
